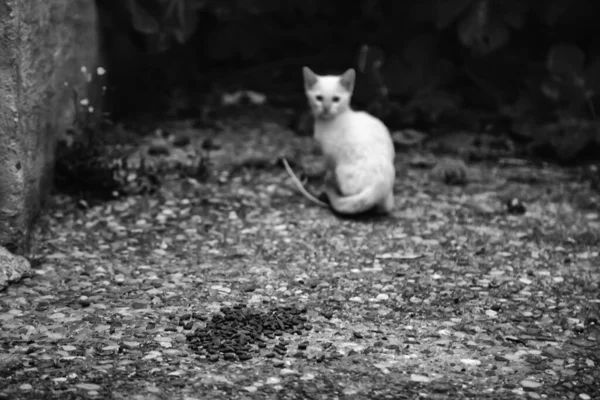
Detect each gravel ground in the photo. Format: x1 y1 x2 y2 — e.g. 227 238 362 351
1 113 599 400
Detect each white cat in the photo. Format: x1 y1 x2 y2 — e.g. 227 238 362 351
302 66 396 214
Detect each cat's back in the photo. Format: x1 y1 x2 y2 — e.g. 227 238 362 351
340 111 394 153
342 111 389 135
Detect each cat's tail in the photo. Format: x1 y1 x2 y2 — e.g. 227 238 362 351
326 183 392 215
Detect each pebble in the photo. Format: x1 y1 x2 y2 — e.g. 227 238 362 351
266 377 281 385
520 379 542 391
376 293 389 301
75 383 102 391
410 374 431 383
485 310 498 317
321 311 333 319
280 368 299 376
298 342 308 350
460 359 481 366
19 384 32 391
243 386 258 393
79 296 91 307
300 373 315 381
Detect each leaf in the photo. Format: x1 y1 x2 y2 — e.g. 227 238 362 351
357 45 385 74
127 0 160 35
171 0 199 44
457 0 510 56
435 0 476 30
547 44 585 76
392 129 428 147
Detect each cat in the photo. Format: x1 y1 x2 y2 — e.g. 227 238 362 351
302 66 396 214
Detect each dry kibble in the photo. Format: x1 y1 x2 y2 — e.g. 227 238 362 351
185 305 312 362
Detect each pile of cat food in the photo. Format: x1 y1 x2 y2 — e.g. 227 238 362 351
185 304 312 362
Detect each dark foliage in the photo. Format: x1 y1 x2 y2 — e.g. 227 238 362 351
93 0 600 164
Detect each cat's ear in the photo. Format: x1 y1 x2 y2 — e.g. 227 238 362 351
303 66 318 90
339 68 356 92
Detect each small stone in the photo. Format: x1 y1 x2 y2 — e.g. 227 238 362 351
132 302 147 310
266 377 281 385
280 368 299 375
243 386 258 393
298 342 308 350
75 383 102 391
79 296 91 307
19 384 33 391
241 284 257 292
353 331 363 339
485 309 498 317
209 354 219 362
376 293 389 301
520 379 542 391
410 374 431 383
192 312 207 320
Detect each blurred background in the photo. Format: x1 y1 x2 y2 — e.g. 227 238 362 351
53 0 600 202
95 0 600 163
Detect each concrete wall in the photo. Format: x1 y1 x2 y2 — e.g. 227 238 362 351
0 0 100 254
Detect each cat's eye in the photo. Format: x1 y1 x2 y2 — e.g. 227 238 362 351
332 96 340 103
315 95 323 101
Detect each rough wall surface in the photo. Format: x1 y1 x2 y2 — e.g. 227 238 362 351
0 0 100 254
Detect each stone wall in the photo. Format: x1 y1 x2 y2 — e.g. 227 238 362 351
0 0 100 254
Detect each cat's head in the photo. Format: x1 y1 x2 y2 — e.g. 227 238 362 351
302 67 355 120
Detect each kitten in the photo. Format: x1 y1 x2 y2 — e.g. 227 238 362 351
302 66 396 214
